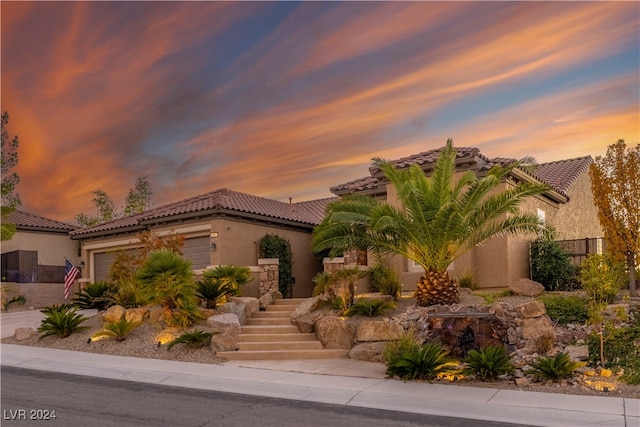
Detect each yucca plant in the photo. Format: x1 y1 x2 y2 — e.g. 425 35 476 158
464 345 514 381
92 318 140 342
528 352 584 381
312 139 552 306
386 342 456 381
167 329 218 351
38 304 89 339
195 277 235 309
72 281 114 310
344 299 397 317
202 265 252 297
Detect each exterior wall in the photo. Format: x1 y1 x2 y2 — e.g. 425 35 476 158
1 230 80 267
554 172 603 239
1 281 74 309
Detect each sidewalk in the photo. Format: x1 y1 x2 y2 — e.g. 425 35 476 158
1 312 638 427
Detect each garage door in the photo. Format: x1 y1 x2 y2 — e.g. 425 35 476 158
94 251 120 282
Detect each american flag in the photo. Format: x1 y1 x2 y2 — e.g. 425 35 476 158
64 259 80 299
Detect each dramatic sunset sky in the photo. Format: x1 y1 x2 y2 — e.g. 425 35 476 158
2 2 638 223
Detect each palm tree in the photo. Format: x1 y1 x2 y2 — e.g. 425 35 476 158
203 265 253 297
312 139 552 306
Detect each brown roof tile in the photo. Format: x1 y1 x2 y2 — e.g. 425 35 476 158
330 176 379 195
71 189 336 237
7 210 75 232
534 156 593 195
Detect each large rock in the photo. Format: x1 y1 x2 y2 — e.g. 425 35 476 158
356 320 404 342
291 310 328 333
564 345 590 361
125 307 149 324
349 342 386 363
208 313 241 352
228 297 259 318
102 305 126 323
147 306 164 324
217 300 247 325
518 315 554 341
515 300 546 319
315 316 355 349
290 295 324 324
13 327 36 341
258 292 273 310
509 278 545 297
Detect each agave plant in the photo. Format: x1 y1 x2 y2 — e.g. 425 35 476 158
464 345 514 381
167 329 218 351
344 299 397 317
528 352 584 381
92 318 140 342
72 281 114 310
386 342 456 381
312 139 551 306
38 304 89 339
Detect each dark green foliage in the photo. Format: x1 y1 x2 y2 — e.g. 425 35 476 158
38 304 89 339
93 319 140 342
2 294 26 310
195 277 235 309
72 282 114 310
344 299 397 317
136 250 196 311
369 262 402 299
167 329 218 351
587 313 640 385
203 265 252 297
539 295 589 325
386 342 455 381
168 298 206 328
464 345 514 381
530 238 577 291
528 352 582 381
259 234 293 297
312 271 336 297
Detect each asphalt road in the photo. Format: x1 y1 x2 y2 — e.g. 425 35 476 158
1 367 531 427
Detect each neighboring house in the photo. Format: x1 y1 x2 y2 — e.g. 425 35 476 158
1 210 79 283
330 146 602 290
70 188 336 298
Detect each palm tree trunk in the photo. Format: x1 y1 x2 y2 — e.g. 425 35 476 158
416 270 459 306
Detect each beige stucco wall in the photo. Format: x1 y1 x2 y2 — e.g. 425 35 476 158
1 230 80 267
554 172 603 239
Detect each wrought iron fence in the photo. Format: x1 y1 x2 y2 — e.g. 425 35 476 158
555 237 606 267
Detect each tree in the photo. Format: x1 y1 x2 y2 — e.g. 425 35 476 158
1 112 21 241
589 139 639 297
75 175 152 228
312 139 551 306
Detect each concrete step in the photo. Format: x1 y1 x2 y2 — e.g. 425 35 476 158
273 298 308 305
265 305 295 312
239 333 317 342
245 318 292 326
238 341 323 351
252 311 293 319
241 325 299 334
217 349 349 360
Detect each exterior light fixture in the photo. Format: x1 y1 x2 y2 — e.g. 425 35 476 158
210 232 219 238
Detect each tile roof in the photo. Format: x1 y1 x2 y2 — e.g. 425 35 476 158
534 156 593 195
71 189 336 237
7 210 75 232
330 176 379 194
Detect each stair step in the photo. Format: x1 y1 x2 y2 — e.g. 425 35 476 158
241 325 299 334
217 349 349 360
274 298 308 305
238 341 323 351
265 305 295 313
239 333 316 342
245 318 292 326
252 311 293 319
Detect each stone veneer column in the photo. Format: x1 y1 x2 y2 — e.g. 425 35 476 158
257 258 279 297
323 257 345 273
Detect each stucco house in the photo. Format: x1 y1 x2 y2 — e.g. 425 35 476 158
330 146 602 290
70 189 336 298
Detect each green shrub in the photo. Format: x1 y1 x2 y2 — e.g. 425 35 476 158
38 304 89 339
167 329 218 351
2 294 26 311
195 277 235 309
530 238 577 291
259 234 293 297
539 295 589 325
369 262 402 299
166 298 206 328
581 254 625 305
344 299 397 317
202 265 252 297
92 318 140 342
464 345 514 381
383 329 422 367
386 342 456 381
312 271 337 297
528 352 583 381
457 272 479 291
72 282 114 310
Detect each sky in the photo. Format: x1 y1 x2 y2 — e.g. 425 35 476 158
2 1 638 224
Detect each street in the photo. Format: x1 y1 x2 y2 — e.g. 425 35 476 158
1 367 530 427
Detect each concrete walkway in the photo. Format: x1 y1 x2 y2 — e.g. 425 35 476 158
1 311 638 427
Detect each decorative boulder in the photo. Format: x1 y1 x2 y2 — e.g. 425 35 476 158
148 306 164 324
291 310 328 334
228 297 259 319
102 305 126 323
518 315 554 341
125 307 149 324
355 320 404 342
290 295 324 324
349 342 386 363
515 300 546 319
258 292 273 310
217 300 247 325
315 316 355 349
509 278 545 297
13 327 36 341
208 313 241 352
564 345 590 361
